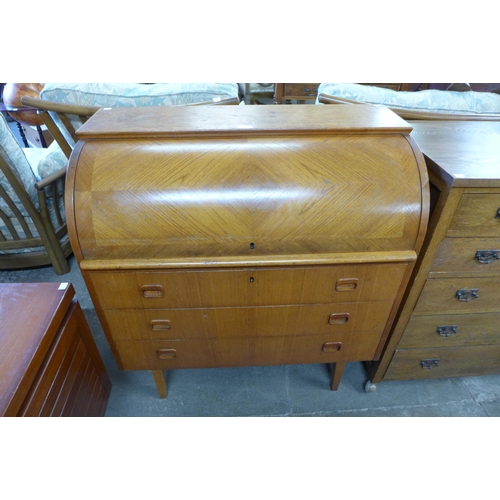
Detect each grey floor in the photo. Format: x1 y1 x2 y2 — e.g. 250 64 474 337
3 256 500 417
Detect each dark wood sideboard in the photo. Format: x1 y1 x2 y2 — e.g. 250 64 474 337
367 120 500 388
0 282 111 416
65 104 429 398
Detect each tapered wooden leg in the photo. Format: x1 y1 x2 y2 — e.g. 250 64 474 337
330 362 347 391
152 370 167 398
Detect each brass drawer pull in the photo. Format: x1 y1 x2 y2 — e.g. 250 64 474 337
322 342 342 353
141 284 165 298
420 359 440 369
328 313 350 325
150 319 171 331
475 250 499 264
157 348 177 359
336 278 359 291
456 288 479 302
437 325 458 337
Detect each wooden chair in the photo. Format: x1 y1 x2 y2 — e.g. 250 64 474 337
21 95 241 158
21 97 100 159
0 112 71 274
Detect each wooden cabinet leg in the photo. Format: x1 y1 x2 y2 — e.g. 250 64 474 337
330 362 347 391
152 370 167 398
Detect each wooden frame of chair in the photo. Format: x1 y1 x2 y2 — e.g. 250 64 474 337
318 92 500 121
21 97 100 159
0 155 71 274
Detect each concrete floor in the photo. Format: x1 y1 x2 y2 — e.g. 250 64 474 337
2 256 500 417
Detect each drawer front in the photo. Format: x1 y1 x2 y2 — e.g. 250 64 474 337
283 83 319 99
103 301 395 341
114 331 383 370
414 276 500 315
430 237 500 274
384 345 500 380
89 263 406 310
447 194 500 237
399 312 500 349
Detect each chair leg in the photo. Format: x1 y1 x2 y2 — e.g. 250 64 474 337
36 192 70 274
330 361 347 391
152 370 168 398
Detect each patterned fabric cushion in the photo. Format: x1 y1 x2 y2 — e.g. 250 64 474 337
25 141 67 181
0 112 39 217
316 83 500 115
23 147 47 181
40 83 240 107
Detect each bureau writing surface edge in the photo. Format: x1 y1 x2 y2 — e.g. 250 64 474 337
66 105 429 398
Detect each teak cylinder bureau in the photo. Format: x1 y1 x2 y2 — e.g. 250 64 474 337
367 121 500 387
66 105 429 398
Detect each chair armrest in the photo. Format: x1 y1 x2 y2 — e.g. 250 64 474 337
318 93 362 105
185 96 240 106
21 96 101 115
35 167 66 191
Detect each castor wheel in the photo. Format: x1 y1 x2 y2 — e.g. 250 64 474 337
364 380 377 393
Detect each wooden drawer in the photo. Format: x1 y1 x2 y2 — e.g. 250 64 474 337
447 194 500 237
89 263 406 310
283 83 319 99
114 331 383 370
399 312 500 349
413 276 500 315
430 237 500 275
384 345 500 380
103 301 395 341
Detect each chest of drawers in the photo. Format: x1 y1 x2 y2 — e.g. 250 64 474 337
0 283 111 416
368 121 500 385
66 105 429 398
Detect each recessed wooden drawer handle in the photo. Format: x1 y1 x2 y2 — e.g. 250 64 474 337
322 342 342 353
150 320 171 331
141 284 164 298
456 288 479 302
328 313 350 325
420 359 440 369
475 250 499 264
437 325 458 337
336 278 359 292
157 349 177 359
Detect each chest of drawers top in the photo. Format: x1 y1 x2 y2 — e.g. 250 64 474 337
68 105 428 267
409 121 500 188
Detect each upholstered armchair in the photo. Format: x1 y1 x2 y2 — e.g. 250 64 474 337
21 83 241 157
0 111 71 274
316 83 500 120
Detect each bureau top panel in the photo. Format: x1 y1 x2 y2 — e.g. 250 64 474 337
75 104 412 139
